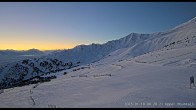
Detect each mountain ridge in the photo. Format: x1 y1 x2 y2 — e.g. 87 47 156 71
0 16 196 89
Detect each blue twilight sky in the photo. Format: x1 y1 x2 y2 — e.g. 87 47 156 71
0 2 196 50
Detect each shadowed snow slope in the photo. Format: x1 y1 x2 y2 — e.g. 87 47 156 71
0 58 196 108
0 17 196 108
44 16 196 65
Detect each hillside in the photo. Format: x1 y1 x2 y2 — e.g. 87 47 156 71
0 45 196 107
0 17 196 107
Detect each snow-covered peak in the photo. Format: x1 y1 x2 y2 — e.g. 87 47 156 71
191 16 196 20
1 17 196 90
171 16 196 31
46 16 196 64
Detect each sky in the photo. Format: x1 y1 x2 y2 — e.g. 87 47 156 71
0 2 196 50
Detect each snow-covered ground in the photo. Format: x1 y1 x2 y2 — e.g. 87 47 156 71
0 47 196 108
0 17 196 108
134 45 196 67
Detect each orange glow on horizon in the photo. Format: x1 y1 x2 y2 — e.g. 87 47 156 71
0 41 77 51
0 45 76 51
0 33 85 50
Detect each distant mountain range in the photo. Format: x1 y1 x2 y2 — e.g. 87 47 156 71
0 49 44 55
0 49 62 56
0 17 196 89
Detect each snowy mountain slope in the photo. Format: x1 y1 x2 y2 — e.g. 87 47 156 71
0 33 156 88
0 17 196 108
0 57 80 89
47 33 155 64
133 45 196 67
0 52 196 108
46 17 196 64
0 17 196 91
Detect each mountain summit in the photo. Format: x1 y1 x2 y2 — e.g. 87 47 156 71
0 17 196 89
45 16 196 63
